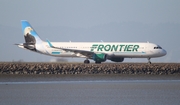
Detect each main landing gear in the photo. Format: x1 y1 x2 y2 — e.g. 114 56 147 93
83 58 102 64
148 58 151 64
84 58 90 64
95 61 101 64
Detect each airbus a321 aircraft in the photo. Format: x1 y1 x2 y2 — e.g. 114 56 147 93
15 20 167 64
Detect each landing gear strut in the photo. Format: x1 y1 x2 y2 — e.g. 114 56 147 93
148 58 151 64
84 58 90 64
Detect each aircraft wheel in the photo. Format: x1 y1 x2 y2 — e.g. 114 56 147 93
148 61 151 64
148 58 151 64
84 59 90 64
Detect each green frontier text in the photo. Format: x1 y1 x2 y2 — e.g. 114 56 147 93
91 44 139 52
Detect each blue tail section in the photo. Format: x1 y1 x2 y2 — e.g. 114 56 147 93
21 20 42 43
20 20 46 52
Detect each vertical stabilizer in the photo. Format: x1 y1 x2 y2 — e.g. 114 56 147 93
21 20 44 52
21 20 42 44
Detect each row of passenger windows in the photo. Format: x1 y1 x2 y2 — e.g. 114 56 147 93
58 47 92 49
49 45 162 50
154 47 162 49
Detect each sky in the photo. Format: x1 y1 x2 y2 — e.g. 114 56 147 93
0 0 180 63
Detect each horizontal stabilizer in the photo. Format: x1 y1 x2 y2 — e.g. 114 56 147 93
14 43 24 46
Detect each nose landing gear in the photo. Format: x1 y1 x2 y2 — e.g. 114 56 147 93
148 58 151 64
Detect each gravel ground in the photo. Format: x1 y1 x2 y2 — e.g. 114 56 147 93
0 62 180 75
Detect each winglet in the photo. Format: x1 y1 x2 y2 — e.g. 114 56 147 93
46 39 54 48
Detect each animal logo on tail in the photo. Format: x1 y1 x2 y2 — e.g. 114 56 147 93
24 27 36 44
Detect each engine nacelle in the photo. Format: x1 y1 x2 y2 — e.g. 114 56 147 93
110 57 124 62
93 53 107 62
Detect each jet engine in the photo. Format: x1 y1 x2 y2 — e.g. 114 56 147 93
92 53 107 62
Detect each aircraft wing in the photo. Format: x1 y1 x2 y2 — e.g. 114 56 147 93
46 40 95 58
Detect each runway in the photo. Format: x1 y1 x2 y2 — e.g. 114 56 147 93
0 75 180 105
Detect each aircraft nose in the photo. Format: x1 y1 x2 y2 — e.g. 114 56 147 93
161 49 167 56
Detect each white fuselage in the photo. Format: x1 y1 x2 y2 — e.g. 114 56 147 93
27 41 166 59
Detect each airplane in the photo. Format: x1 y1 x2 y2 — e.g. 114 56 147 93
15 20 167 64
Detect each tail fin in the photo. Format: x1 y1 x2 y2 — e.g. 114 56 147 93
21 20 42 44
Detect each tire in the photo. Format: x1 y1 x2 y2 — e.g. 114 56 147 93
84 60 90 64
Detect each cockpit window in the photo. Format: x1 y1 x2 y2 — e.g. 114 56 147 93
154 47 162 49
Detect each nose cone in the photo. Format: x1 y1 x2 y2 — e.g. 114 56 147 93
161 49 167 56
